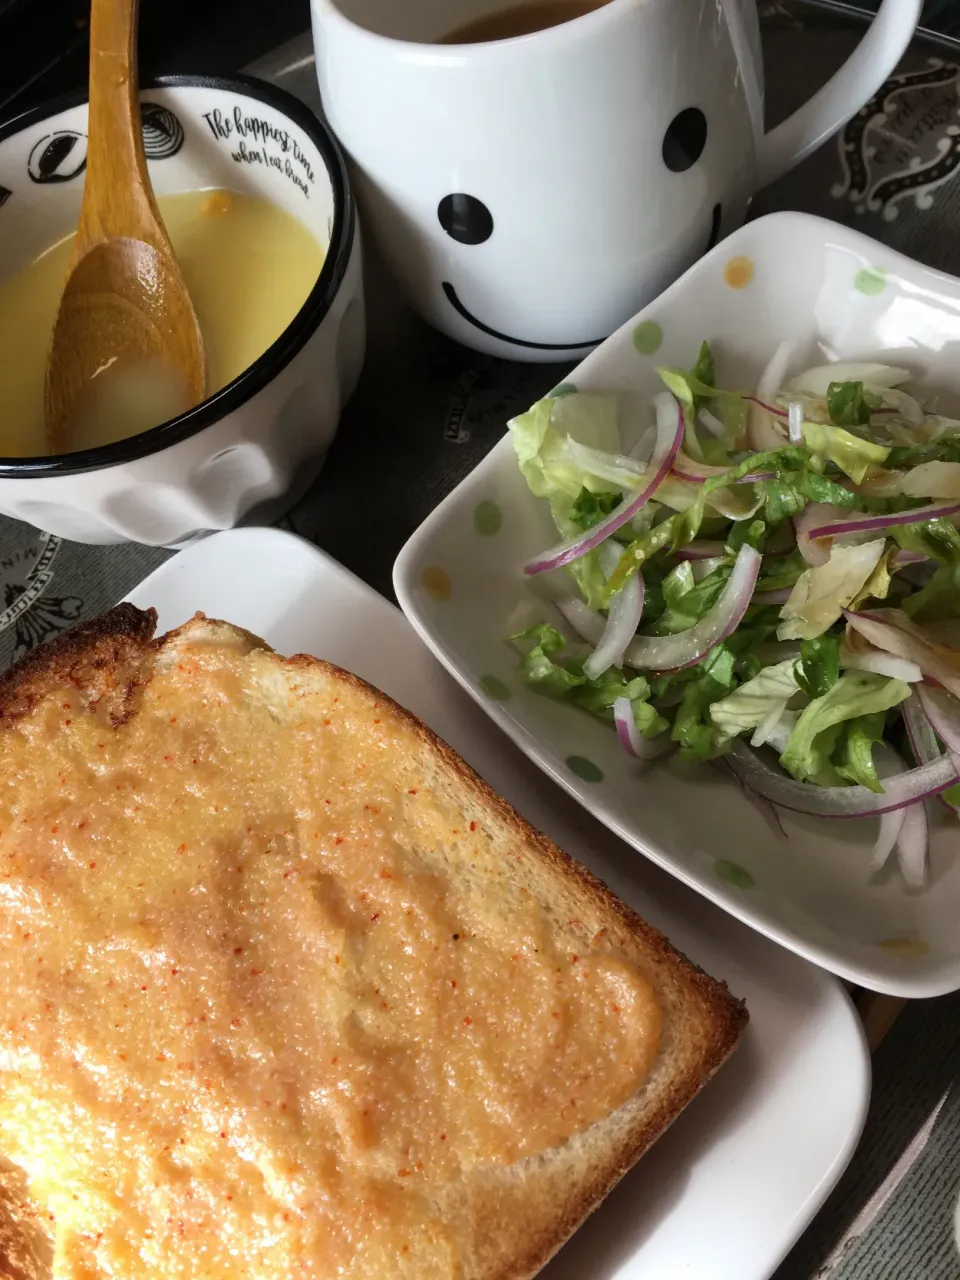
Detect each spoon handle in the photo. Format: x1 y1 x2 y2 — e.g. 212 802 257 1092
75 0 170 256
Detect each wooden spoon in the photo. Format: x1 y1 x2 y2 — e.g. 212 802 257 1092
44 0 205 451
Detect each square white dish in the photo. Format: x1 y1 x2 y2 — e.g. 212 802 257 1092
394 210 960 998
124 527 869 1280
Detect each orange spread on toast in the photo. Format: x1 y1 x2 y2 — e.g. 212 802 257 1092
0 633 660 1278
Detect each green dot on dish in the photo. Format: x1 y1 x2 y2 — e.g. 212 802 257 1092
854 266 886 296
550 382 578 398
473 500 503 536
566 755 603 783
632 321 663 356
715 859 755 890
479 674 511 701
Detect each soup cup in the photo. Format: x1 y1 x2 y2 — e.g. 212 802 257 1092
0 73 364 546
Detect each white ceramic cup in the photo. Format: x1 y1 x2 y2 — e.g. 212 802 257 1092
0 74 365 546
312 0 920 362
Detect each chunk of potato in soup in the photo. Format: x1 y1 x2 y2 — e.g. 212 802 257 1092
0 189 326 455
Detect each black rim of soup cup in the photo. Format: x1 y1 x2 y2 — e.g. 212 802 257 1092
0 73 356 478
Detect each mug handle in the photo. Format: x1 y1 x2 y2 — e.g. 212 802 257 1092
755 0 922 189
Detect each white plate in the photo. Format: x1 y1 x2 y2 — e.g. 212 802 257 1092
394 210 960 998
125 527 869 1280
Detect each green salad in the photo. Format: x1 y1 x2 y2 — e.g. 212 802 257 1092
508 342 960 890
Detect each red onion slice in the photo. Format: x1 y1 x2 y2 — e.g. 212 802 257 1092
698 406 725 437
893 549 928 569
871 808 906 873
745 396 788 418
916 685 960 754
523 393 683 576
670 453 730 484
749 341 794 451
910 687 960 816
785 361 910 396
691 557 726 582
870 746 911 875
624 544 761 672
613 696 673 759
752 587 792 606
903 691 940 764
584 573 645 679
555 597 605 645
563 438 647 489
840 649 923 682
670 454 774 487
675 541 727 561
727 737 960 816
896 801 929 890
795 504 849 566
788 400 803 444
845 610 960 700
809 500 960 540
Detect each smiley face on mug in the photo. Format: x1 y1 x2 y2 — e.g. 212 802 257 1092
435 106 721 353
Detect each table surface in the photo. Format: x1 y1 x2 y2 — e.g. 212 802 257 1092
1 3 960 1278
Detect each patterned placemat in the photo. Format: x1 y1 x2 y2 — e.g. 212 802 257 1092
775 988 960 1279
0 6 959 1275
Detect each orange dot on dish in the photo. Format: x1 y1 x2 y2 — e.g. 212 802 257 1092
878 937 930 959
723 256 754 289
421 566 451 602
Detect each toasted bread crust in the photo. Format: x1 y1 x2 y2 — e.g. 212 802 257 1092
0 606 746 1280
0 603 158 727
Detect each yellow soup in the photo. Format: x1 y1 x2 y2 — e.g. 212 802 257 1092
0 189 326 456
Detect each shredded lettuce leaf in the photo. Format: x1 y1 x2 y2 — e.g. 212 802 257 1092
835 712 888 792
671 645 737 760
801 421 890 484
793 634 841 698
780 671 909 785
569 488 622 531
848 543 896 610
902 565 960 622
691 341 716 395
709 659 798 741
654 565 732 635
826 380 881 428
778 539 886 640
892 517 960 567
507 394 622 514
757 550 807 592
510 624 667 734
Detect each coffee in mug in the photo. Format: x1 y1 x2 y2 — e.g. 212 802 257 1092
438 1 609 43
313 0 920 362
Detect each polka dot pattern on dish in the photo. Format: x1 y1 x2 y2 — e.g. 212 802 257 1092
715 859 755 889
566 755 604 783
854 265 886 295
473 500 502 536
479 674 511 701
421 565 451 602
723 256 754 289
632 320 663 355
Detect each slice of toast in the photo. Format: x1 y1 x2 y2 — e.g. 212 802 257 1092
0 606 746 1280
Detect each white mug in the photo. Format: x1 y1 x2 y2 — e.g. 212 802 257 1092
312 0 920 363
